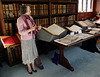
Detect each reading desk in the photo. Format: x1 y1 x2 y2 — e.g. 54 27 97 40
0 36 44 69
52 33 100 71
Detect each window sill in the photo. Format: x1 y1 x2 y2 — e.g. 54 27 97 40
78 12 93 13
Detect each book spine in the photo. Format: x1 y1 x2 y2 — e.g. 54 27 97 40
5 4 9 18
2 4 6 18
9 23 13 35
13 3 17 17
33 5 36 16
5 23 9 35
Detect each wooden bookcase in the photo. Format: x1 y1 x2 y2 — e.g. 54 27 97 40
0 0 78 36
50 0 78 27
0 0 50 36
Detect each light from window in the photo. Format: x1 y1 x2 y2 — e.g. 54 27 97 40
78 0 93 12
83 0 86 12
78 0 82 12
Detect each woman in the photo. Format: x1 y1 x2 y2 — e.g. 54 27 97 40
17 6 42 74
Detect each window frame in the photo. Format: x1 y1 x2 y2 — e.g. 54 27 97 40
78 0 93 13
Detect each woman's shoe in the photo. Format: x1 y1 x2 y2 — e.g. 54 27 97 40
26 66 33 74
32 69 37 72
31 66 37 72
28 71 33 74
30 64 37 72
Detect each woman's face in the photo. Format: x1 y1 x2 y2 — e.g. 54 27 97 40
26 6 31 15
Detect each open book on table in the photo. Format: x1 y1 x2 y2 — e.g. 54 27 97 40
42 24 66 36
37 24 67 42
65 25 82 33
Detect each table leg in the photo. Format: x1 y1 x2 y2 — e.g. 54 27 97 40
59 47 74 71
37 56 44 70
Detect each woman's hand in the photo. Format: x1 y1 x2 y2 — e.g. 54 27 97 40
38 24 42 31
28 25 36 32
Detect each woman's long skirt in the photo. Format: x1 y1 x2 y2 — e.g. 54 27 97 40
21 38 38 65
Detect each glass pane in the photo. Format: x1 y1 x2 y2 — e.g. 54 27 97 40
78 0 82 12
78 0 93 12
87 0 93 12
83 0 86 12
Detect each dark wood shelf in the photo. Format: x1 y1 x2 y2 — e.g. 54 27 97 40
3 15 49 22
3 15 49 21
4 17 17 22
52 13 77 17
1 0 20 4
32 15 49 19
51 1 78 4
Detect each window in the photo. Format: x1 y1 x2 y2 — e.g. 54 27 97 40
78 0 93 12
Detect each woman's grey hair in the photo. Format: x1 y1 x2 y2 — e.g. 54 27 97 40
19 6 28 16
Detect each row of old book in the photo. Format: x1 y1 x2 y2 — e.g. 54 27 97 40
35 18 49 27
52 15 76 26
22 4 48 16
2 3 48 18
52 4 77 14
2 3 77 18
2 3 19 18
4 23 18 36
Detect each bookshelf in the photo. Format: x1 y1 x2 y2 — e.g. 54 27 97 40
0 0 78 35
0 0 50 36
50 0 78 27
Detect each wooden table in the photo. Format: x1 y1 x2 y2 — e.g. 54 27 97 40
52 33 100 71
